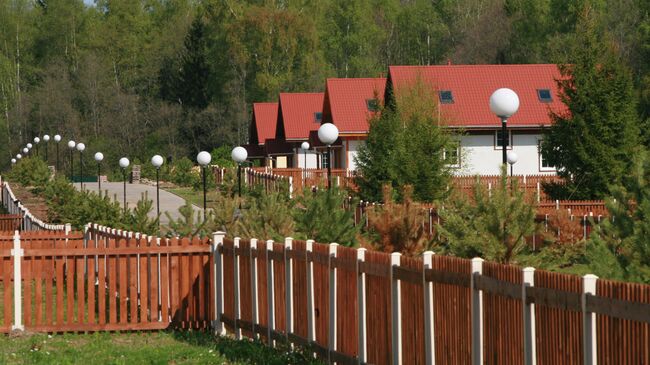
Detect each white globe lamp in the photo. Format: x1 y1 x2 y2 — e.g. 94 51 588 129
151 155 164 168
26 143 32 149
318 123 339 190
94 152 104 162
231 146 248 164
34 137 40 144
11 158 16 164
119 157 130 169
68 140 76 149
76 142 85 152
197 151 211 166
16 154 22 160
43 135 50 142
301 141 310 151
489 88 520 118
54 135 61 142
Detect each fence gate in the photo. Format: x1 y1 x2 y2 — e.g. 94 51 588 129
0 231 213 333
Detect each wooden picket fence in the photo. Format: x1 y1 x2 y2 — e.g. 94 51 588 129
0 227 212 333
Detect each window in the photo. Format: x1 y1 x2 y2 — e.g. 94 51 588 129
495 130 512 149
314 112 323 123
444 141 461 167
366 98 379 112
439 90 454 104
538 140 554 170
537 89 552 103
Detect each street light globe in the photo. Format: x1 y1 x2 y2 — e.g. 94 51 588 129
151 155 164 168
301 141 310 151
22 148 28 154
54 134 61 142
94 152 104 162
197 151 211 166
119 157 130 169
16 154 21 160
489 88 520 118
76 143 85 152
26 143 32 149
43 135 50 142
231 146 248 164
11 159 16 164
68 140 76 149
318 123 339 146
507 151 518 165
34 137 40 144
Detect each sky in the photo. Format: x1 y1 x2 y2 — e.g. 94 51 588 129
83 0 95 6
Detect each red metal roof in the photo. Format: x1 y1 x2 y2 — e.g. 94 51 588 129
251 102 278 145
323 78 386 133
388 64 567 128
277 93 324 140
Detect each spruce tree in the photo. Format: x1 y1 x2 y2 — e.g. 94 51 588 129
540 11 641 199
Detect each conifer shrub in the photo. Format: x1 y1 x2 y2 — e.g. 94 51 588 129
293 187 358 246
7 157 51 190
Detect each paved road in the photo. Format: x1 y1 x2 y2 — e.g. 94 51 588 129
74 182 202 225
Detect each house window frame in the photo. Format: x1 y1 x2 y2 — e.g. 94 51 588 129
537 89 553 103
366 98 380 112
314 112 323 123
443 140 461 168
537 139 556 172
439 90 454 104
494 130 513 150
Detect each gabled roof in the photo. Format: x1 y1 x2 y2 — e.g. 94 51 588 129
276 93 324 141
387 64 567 128
250 102 278 145
323 78 386 134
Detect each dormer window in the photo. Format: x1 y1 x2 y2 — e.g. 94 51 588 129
439 90 454 104
314 112 323 123
537 89 552 103
366 98 379 112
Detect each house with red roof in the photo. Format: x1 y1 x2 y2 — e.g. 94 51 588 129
384 64 565 175
318 78 386 170
246 102 278 162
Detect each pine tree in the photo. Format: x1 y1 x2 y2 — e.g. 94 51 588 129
293 187 358 246
540 10 641 199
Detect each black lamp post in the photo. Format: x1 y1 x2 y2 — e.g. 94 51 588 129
318 123 339 190
68 140 76 181
94 152 104 193
232 146 248 208
489 88 520 166
77 143 85 191
301 141 310 184
151 155 164 226
33 137 40 157
119 157 130 213
54 134 61 172
43 135 50 163
197 151 212 221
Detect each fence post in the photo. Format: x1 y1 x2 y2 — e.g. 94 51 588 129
357 247 367 364
306 239 316 344
212 231 226 336
285 237 294 341
328 243 339 363
65 223 72 234
471 257 484 365
522 267 536 365
233 237 242 339
250 238 259 339
288 177 293 199
583 274 598 365
391 252 403 365
423 251 435 365
536 182 541 202
11 231 24 331
266 239 275 346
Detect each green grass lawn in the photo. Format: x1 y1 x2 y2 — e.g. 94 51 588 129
0 331 322 364
166 187 221 208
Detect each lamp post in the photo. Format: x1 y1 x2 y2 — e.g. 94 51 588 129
16 154 21 160
22 147 28 155
54 134 61 172
11 158 16 165
33 137 40 157
43 135 50 162
489 88 520 166
231 146 248 208
77 143 85 191
317 123 339 190
507 151 518 177
26 143 32 151
151 155 164 225
119 157 130 212
197 151 212 220
94 152 104 192
67 141 76 181
301 141 310 183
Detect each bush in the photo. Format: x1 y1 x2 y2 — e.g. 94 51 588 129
293 187 358 246
170 157 198 187
238 192 295 241
7 157 51 190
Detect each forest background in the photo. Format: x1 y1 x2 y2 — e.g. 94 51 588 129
1 0 649 174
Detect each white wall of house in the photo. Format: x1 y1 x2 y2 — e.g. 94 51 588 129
345 139 364 170
345 131 556 176
294 149 319 169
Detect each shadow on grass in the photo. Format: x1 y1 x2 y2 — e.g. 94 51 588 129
171 330 323 365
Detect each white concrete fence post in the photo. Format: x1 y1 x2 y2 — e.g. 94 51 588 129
423 251 436 365
471 257 484 365
250 238 259 340
391 252 403 365
306 240 316 344
233 237 242 339
11 231 24 331
284 237 294 341
523 267 536 365
212 231 226 335
328 243 339 363
583 274 598 365
266 239 276 346
357 247 368 364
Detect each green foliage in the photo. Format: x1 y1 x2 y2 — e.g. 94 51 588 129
238 192 296 242
121 192 159 235
214 336 323 365
437 166 538 263
356 81 454 202
540 11 641 199
586 150 650 283
293 187 358 246
7 157 51 190
165 201 209 238
170 157 198 187
211 145 236 168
